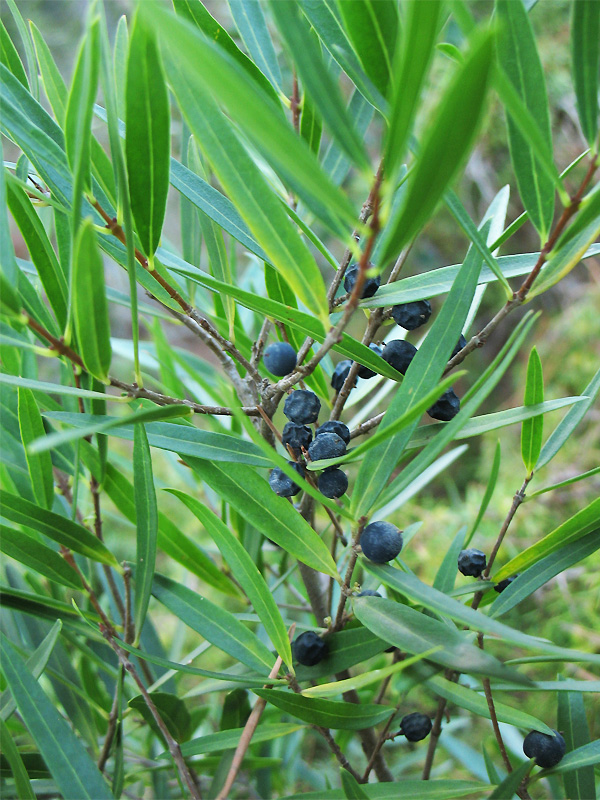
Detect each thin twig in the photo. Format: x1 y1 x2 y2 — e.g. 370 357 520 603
98 674 122 773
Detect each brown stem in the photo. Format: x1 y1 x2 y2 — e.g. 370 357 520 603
331 518 366 632
422 693 449 779
98 674 122 773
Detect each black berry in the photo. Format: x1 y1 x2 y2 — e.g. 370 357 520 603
360 521 403 563
391 300 432 331
427 389 460 421
400 713 432 742
282 422 313 453
494 575 518 593
382 340 417 375
523 730 566 768
357 343 384 379
318 469 348 498
263 341 297 376
451 334 467 359
308 433 346 462
316 420 351 445
458 548 487 578
344 264 380 299
331 360 354 392
292 631 328 666
357 589 382 597
283 390 321 425
268 462 305 497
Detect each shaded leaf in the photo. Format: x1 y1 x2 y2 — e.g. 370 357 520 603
281 781 495 800
571 0 600 147
0 18 28 89
557 678 596 800
521 346 544 472
128 692 192 744
18 387 53 509
488 759 533 799
0 525 80 590
133 425 158 642
255 688 393 730
542 740 600 776
465 441 501 546
341 768 369 800
0 717 36 800
179 723 304 758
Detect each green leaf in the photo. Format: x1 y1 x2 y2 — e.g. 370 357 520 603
0 374 125 402
133 425 158 644
571 0 600 147
364 565 600 665
150 572 275 674
496 0 555 239
526 466 600 501
166 490 293 671
0 586 101 636
281 781 495 800
0 489 118 567
341 768 369 800
72 220 112 382
179 723 304 758
186 459 339 578
228 0 283 91
0 18 28 89
125 13 170 258
521 346 544 472
336 0 398 95
495 497 600 580
0 637 113 800
300 81 322 156
465 441 501 546
0 146 18 287
557 679 596 800
542 740 600 775
29 20 67 124
384 0 442 177
255 688 393 731
295 627 389 683
0 717 36 800
353 597 525 683
490 529 600 619
488 759 533 799
537 364 600 469
128 692 192 744
0 525 81 590
64 18 99 228
433 527 467 594
377 31 494 266
18 387 53 509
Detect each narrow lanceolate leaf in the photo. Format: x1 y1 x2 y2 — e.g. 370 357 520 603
496 0 555 239
0 18 28 89
571 0 600 147
29 21 67 124
179 723 304 758
385 0 442 177
0 143 18 286
281 781 494 800
150 572 275 675
133 425 157 643
187 459 339 578
228 0 283 91
377 32 494 266
0 637 113 800
72 220 111 382
557 679 596 800
166 490 293 671
0 490 118 566
521 346 544 472
0 525 81 590
18 387 53 509
64 18 99 229
254 689 393 731
465 441 501 546
352 597 525 683
125 14 170 258
0 717 36 800
488 760 534 800
341 768 369 800
543 740 600 775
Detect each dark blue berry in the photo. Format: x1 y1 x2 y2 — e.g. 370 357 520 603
331 360 354 392
458 548 487 578
494 575 518 593
283 390 321 425
344 264 381 298
427 389 460 421
360 521 403 563
357 590 382 597
382 340 417 375
400 713 432 742
451 334 467 359
391 300 432 331
282 422 312 452
316 420 351 445
318 469 348 498
357 343 384 379
523 730 566 768
292 631 328 666
308 433 346 462
263 341 297 376
268 462 304 497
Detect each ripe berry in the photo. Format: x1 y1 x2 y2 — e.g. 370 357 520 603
283 390 321 424
344 264 380 298
268 462 305 497
382 340 417 375
451 334 467 359
427 388 460 421
316 420 351 445
282 422 312 452
360 521 403 563
523 730 566 768
458 548 487 578
357 343 384 379
263 341 297 376
494 575 518 593
292 631 328 666
308 433 346 462
400 713 432 742
318 469 348 498
391 300 432 331
357 589 382 597
331 360 354 392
